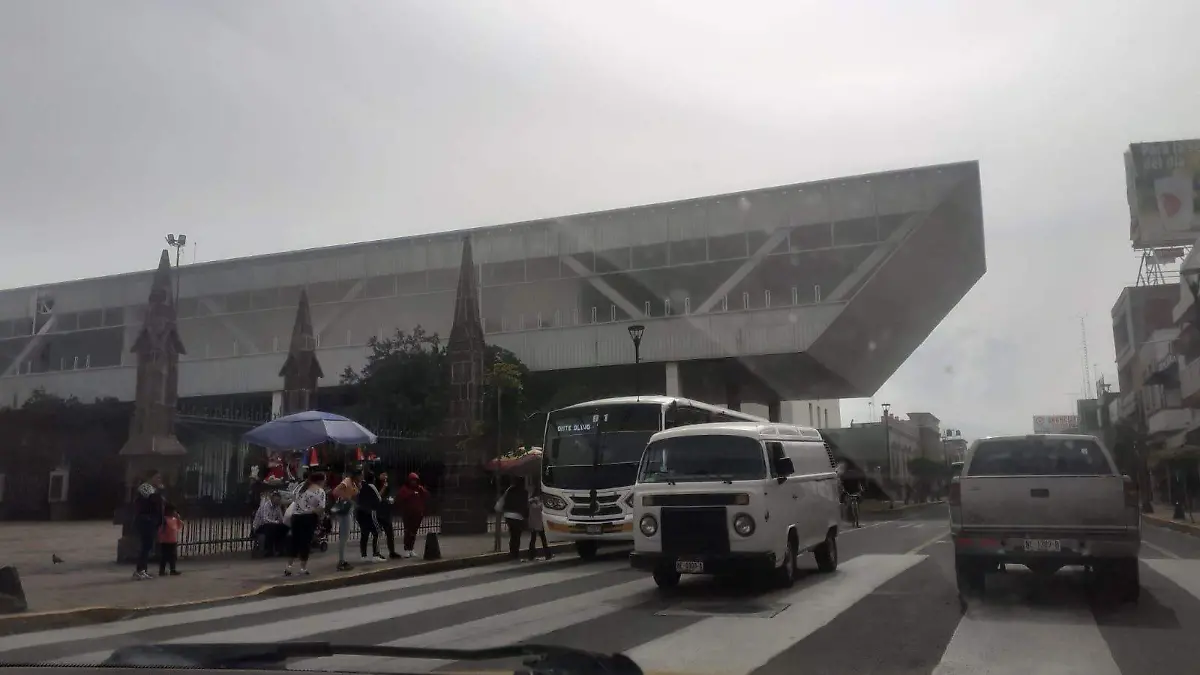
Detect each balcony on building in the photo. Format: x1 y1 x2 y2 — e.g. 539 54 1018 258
1143 382 1199 438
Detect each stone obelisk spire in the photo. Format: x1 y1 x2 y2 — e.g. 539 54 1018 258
278 289 323 414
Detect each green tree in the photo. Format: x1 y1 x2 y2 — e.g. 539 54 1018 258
340 326 448 435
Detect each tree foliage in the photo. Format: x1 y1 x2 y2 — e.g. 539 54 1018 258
340 326 448 435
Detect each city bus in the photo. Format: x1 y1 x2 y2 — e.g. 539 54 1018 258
539 395 767 559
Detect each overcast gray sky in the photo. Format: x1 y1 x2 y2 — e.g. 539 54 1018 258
2 0 1198 438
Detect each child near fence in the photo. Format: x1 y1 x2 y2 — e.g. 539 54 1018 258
158 505 184 576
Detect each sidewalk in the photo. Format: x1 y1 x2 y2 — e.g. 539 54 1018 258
860 499 945 514
0 521 572 631
1144 503 1200 537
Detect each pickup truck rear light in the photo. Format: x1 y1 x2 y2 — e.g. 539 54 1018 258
1123 475 1139 508
949 480 961 507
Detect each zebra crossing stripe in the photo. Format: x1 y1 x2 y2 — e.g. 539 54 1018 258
51 562 627 664
933 601 1121 675
0 562 519 654
624 554 925 675
291 578 650 673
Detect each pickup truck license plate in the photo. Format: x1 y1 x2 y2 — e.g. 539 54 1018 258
586 525 602 535
1023 538 1061 552
675 559 704 574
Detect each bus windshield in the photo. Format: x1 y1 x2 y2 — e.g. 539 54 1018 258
542 403 662 490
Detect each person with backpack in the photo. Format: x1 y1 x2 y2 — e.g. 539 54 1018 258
330 468 362 571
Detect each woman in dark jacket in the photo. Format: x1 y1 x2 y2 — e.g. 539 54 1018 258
375 472 401 559
500 476 529 561
132 470 166 580
354 472 385 563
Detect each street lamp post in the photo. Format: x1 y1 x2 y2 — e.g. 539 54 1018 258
881 403 892 507
165 234 187 306
628 325 645 396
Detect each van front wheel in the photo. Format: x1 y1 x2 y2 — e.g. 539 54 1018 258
815 530 838 573
775 538 799 587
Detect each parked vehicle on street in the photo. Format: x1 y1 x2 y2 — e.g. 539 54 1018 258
630 422 842 589
949 433 1141 601
540 396 764 560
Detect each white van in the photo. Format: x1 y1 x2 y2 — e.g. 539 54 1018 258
630 422 842 589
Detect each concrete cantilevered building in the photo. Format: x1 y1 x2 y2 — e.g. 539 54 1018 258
0 161 985 416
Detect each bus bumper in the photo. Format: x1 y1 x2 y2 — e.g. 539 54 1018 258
544 514 634 541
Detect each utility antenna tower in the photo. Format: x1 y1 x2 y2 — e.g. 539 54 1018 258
1080 315 1093 399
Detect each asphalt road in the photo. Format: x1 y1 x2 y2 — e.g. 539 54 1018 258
3 504 1200 675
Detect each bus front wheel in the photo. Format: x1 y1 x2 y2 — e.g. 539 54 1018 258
574 541 599 560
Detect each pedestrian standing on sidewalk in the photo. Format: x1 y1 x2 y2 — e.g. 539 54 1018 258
527 484 551 561
158 505 183 576
285 472 327 577
330 468 362 571
501 476 529 561
397 472 430 558
355 471 386 563
132 470 166 581
376 472 401 559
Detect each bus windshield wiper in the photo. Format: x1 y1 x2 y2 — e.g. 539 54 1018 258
101 641 643 674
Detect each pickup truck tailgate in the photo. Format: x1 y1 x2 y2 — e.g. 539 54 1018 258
960 475 1130 530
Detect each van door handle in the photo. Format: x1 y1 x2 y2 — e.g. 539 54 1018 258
1030 489 1049 498
792 494 798 500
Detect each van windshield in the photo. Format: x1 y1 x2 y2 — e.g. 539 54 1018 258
967 438 1113 476
639 435 766 483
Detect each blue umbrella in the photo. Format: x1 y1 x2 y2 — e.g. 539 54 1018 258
242 410 378 450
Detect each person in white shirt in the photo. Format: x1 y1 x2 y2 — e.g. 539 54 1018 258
285 472 327 577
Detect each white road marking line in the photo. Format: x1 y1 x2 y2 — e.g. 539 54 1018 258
291 579 650 672
907 529 949 555
49 563 626 664
2 561 545 654
1144 559 1200 600
624 554 925 675
933 601 1121 675
1141 540 1182 559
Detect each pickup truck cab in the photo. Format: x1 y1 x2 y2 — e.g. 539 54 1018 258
950 433 1140 601
630 422 841 589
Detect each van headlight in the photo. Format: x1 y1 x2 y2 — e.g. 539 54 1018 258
639 514 659 536
733 513 755 537
542 494 567 511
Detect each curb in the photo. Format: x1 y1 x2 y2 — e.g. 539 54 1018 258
1144 513 1200 537
0 541 587 637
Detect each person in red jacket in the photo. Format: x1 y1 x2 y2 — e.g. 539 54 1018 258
396 472 430 558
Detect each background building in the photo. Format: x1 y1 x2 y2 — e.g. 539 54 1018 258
0 162 985 419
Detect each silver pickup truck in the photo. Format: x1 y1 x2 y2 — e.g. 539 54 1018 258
949 433 1140 601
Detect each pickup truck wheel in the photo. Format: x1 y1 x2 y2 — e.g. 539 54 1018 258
653 567 681 590
955 556 986 596
775 538 799 588
815 531 838 573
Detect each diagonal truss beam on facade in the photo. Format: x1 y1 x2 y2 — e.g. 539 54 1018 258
561 256 645 320
200 298 263 355
313 279 365 343
693 228 791 315
823 210 928 304
0 313 57 378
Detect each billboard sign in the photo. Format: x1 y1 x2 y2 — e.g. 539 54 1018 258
1032 415 1079 434
1127 139 1200 249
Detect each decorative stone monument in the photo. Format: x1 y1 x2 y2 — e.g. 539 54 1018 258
116 250 188 562
279 289 323 415
440 235 488 534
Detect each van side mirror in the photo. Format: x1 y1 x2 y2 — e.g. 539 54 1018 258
774 456 794 481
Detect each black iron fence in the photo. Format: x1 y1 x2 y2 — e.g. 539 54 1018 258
171 409 451 557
